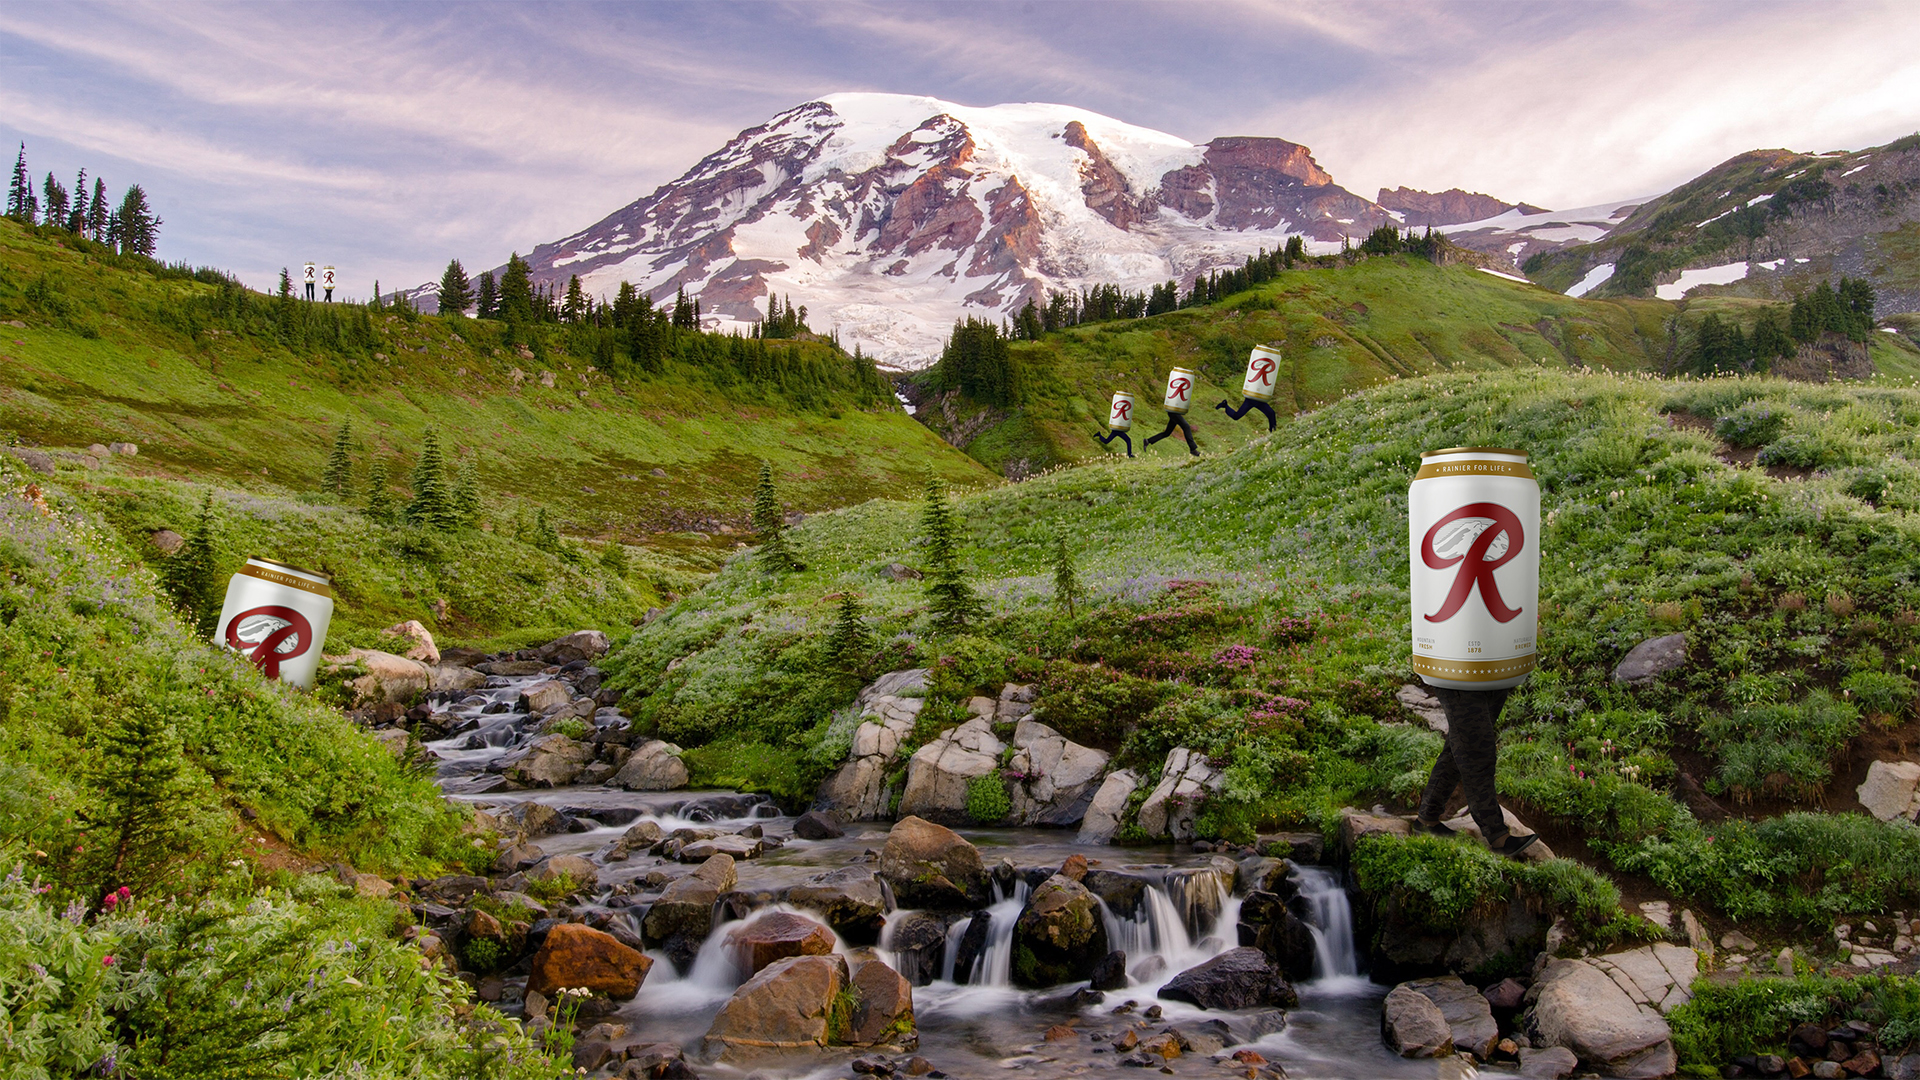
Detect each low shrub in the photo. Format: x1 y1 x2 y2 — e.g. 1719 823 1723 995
1716 401 1789 447
966 773 1011 824
1669 974 1920 1075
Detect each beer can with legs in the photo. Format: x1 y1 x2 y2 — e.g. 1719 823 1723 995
213 558 336 688
1242 345 1282 402
1107 391 1135 431
1408 447 1539 690
1163 367 1197 414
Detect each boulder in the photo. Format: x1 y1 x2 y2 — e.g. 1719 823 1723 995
370 728 411 759
1528 956 1677 1078
1164 859 1237 937
1382 983 1453 1057
878 816 989 910
1369 880 1549 982
1586 943 1700 1016
728 911 836 975
1237 891 1318 982
1157 948 1297 1011
1011 873 1110 987
1005 719 1110 827
1336 808 1410 857
792 810 844 839
335 649 431 705
678 833 763 862
1519 1045 1580 1079
482 659 550 676
787 866 889 945
1439 805 1557 862
1089 950 1129 991
885 911 953 986
1082 869 1153 917
1076 770 1140 844
498 800 568 840
1136 748 1222 841
2 446 54 476
527 923 652 999
897 717 1004 823
381 619 440 663
611 740 688 791
1612 633 1688 685
540 630 610 665
149 528 185 554
816 670 928 819
1396 683 1450 733
108 442 137 456
846 958 917 1048
503 734 593 787
643 864 728 969
528 853 599 891
520 680 572 716
1405 975 1498 1059
1858 760 1920 822
703 954 848 1059
429 664 487 693
692 852 737 891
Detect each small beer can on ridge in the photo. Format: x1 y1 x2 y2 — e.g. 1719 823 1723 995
1163 367 1197 414
1108 391 1135 431
213 558 336 689
1242 345 1282 402
1408 447 1539 691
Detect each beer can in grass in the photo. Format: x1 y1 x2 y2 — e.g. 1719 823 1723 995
1108 391 1135 431
1409 447 1539 691
213 558 335 688
1243 344 1282 402
1163 367 1197 414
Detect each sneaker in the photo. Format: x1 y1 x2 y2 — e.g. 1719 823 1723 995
1490 832 1540 859
1410 819 1457 838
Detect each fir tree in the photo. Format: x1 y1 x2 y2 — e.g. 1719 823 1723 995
563 274 586 323
920 472 981 634
436 258 474 316
320 419 354 498
364 458 396 524
751 460 802 571
1051 528 1080 617
278 267 294 300
67 167 87 233
532 507 562 553
826 592 875 676
114 184 161 256
78 699 195 901
451 459 481 526
599 541 629 577
87 178 109 244
5 143 28 222
405 428 458 530
498 254 534 323
158 492 225 637
41 172 68 229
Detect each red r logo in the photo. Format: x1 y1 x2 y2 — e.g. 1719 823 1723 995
1249 358 1275 387
1420 503 1524 623
225 605 315 679
1114 401 1131 421
1169 377 1191 403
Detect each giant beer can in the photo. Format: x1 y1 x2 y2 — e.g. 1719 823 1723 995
213 558 336 688
1409 447 1539 690
1243 345 1282 402
1163 367 1197 414
1107 391 1135 431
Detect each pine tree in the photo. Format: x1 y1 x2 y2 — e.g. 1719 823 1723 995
563 274 586 323
752 460 801 571
436 258 474 316
278 267 294 299
321 420 354 498
405 428 458 530
87 178 109 243
78 700 194 902
5 143 28 222
532 507 562 553
41 172 68 228
451 459 481 526
826 592 875 675
158 492 225 637
113 184 161 256
364 458 396 524
1051 528 1080 617
920 472 981 634
499 254 534 323
68 168 87 233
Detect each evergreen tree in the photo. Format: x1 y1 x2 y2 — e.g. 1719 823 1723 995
78 699 195 902
278 267 294 299
67 167 87 233
1051 528 1080 617
532 507 562 553
113 184 161 256
41 172 68 228
826 592 875 675
364 458 396 524
563 274 586 323
158 492 225 637
405 428 458 529
87 178 109 244
475 271 499 319
451 459 481 526
599 540 630 577
320 420 354 498
920 472 981 634
751 460 801 571
499 254 534 323
436 258 474 316
5 143 28 222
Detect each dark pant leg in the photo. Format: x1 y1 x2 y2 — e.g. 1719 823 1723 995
1250 399 1277 432
1170 414 1198 455
1219 399 1277 431
1096 430 1134 456
1143 416 1179 446
1220 399 1256 421
1417 739 1461 823
1421 687 1512 838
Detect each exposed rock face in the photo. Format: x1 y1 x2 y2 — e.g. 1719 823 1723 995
1377 186 1534 228
503 735 593 787
787 866 890 945
1382 983 1453 1057
1612 634 1688 685
792 810 845 839
817 669 928 820
1157 948 1297 1011
520 680 572 716
611 739 689 791
381 619 440 663
1404 975 1499 1059
898 717 1004 824
540 629 610 665
1005 719 1110 827
704 954 848 1060
1368 880 1549 982
1858 760 1920 822
1011 873 1109 987
1238 891 1318 982
727 912 836 975
1528 955 1678 1078
1137 748 1221 841
527 923 652 999
846 958 917 1049
884 911 953 986
1063 121 1144 231
1585 944 1699 1017
1076 770 1140 844
878 816 989 910
333 649 431 705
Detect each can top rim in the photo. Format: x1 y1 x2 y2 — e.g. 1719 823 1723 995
1250 343 1284 354
1168 367 1197 374
1421 446 1527 459
1111 390 1134 396
249 556 331 582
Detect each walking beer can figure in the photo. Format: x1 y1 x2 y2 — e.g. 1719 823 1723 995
1409 447 1539 690
1242 345 1281 402
1163 367 1197 414
213 558 336 688
1107 391 1135 431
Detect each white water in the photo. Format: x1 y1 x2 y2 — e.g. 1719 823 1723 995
1099 873 1242 992
967 878 1031 986
1291 865 1370 994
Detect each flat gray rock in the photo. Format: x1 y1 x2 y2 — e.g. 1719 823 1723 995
1612 633 1687 684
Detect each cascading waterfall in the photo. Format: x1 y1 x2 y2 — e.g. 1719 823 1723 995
967 877 1031 986
1289 864 1361 982
1098 872 1241 990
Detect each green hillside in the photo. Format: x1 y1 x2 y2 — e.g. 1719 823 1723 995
909 255 1672 476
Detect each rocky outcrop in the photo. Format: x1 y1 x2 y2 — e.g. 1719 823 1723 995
1076 770 1140 844
1584 944 1699 1016
1237 891 1318 982
787 866 890 945
1859 760 1920 822
1136 748 1221 841
704 954 848 1060
878 816 988 910
1368 880 1549 982
1011 874 1109 987
1382 983 1453 1057
1005 719 1109 827
728 912 836 975
519 680 572 716
897 716 1003 824
332 649 431 705
1158 948 1297 1011
539 629 610 665
1528 955 1679 1078
1404 975 1498 1059
846 958 916 1049
1377 186 1533 228
503 735 593 787
1063 121 1144 231
817 669 928 820
1612 633 1687 685
381 619 440 663
643 855 733 970
792 810 844 839
611 739 688 791
527 923 652 999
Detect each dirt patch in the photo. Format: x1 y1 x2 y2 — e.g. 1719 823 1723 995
1664 410 1816 479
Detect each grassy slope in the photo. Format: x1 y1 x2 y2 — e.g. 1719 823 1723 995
914 255 1672 475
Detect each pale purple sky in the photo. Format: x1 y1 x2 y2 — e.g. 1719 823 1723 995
3 1 1915 297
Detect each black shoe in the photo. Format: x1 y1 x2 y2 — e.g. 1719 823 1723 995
1490 832 1540 859
1213 400 1229 411
1410 819 1457 838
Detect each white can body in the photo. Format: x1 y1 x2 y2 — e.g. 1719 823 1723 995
1242 345 1282 402
1408 448 1539 691
1108 391 1135 431
1163 367 1197 414
303 263 316 283
213 558 336 689
321 266 336 291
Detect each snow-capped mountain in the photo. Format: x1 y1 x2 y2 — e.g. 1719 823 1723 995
500 93 1395 366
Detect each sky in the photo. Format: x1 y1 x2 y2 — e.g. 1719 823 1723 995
4 1 1917 298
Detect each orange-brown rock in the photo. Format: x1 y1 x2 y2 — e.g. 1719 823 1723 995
727 912 835 975
704 954 848 1060
847 958 916 1048
1059 853 1088 882
527 923 652 1000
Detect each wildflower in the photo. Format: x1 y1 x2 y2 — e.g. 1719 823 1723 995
102 955 115 966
